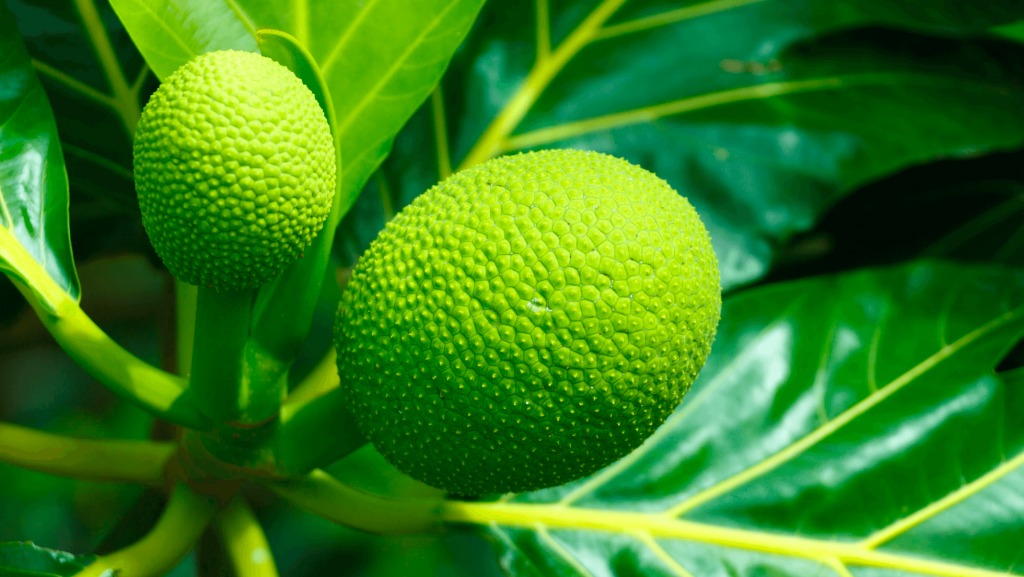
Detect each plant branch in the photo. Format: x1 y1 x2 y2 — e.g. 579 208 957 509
280 347 338 416
214 496 280 577
265 469 442 535
75 483 221 577
0 422 174 485
274 385 365 475
9 275 210 431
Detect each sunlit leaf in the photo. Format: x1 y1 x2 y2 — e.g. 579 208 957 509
107 0 257 81
232 0 486 225
111 0 486 227
357 0 1024 289
0 2 80 308
443 260 1024 577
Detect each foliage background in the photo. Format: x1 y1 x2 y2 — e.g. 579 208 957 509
2 0 1024 575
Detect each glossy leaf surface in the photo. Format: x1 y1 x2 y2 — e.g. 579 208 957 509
355 0 1024 290
0 542 95 576
0 3 80 304
107 0 257 81
443 261 1024 577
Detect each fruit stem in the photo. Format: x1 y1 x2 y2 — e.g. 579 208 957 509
273 386 366 475
264 469 442 535
190 285 255 423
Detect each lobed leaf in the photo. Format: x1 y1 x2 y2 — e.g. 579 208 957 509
442 260 1024 576
0 2 80 308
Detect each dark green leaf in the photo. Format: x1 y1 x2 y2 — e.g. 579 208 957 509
10 0 155 215
356 0 1024 287
0 2 80 305
445 260 1024 576
992 19 1024 42
0 542 95 576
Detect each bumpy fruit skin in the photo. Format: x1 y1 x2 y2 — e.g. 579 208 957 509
134 50 336 291
335 149 720 495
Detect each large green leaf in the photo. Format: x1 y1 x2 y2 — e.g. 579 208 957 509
351 0 1024 289
106 0 257 81
0 2 80 307
442 260 1024 576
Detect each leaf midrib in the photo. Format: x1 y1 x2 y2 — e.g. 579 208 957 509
661 303 1024 519
443 500 1020 577
503 73 1020 153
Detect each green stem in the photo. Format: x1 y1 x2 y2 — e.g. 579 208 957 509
239 339 289 426
214 496 280 577
190 285 254 423
11 279 210 431
274 386 365 475
264 469 442 535
176 280 198 377
0 421 174 485
281 347 338 413
75 483 221 577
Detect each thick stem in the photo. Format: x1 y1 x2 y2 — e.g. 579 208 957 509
264 469 442 535
190 285 254 423
176 280 198 377
75 483 221 577
214 496 280 577
0 422 174 485
274 386 365 475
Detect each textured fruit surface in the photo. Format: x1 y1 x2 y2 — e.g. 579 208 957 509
134 50 336 291
335 150 721 495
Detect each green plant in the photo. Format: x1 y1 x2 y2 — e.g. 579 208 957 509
1 1 1024 577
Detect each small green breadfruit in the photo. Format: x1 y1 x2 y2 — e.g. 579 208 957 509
335 149 721 495
133 50 336 291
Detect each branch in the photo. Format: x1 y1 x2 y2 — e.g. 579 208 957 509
214 496 279 577
11 276 210 431
75 483 220 577
274 385 365 475
0 422 174 485
264 469 442 535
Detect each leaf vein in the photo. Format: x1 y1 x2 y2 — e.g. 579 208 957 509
663 303 1024 518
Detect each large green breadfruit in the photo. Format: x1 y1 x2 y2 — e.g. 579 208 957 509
335 149 721 495
134 50 336 291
